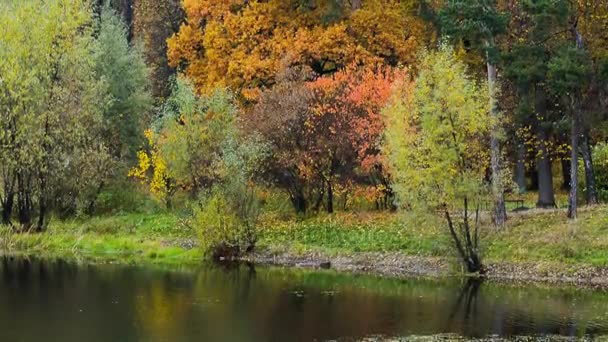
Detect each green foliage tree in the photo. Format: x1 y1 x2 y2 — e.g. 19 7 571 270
384 45 491 273
0 0 110 229
502 0 570 208
438 0 509 226
94 4 153 163
194 135 268 259
548 45 592 218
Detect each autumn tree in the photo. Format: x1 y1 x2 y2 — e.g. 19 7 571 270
438 0 509 226
130 79 239 203
385 45 491 273
246 65 398 213
167 0 425 100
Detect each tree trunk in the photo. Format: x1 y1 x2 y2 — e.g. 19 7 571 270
528 167 539 190
514 141 527 193
561 157 571 190
580 132 598 205
534 86 555 208
326 178 333 214
1 173 15 225
125 0 134 42
313 183 325 212
37 200 47 232
567 24 585 218
1 191 14 225
567 104 580 219
536 130 555 208
17 173 33 230
290 187 307 214
486 58 506 226
444 198 484 274
351 0 361 11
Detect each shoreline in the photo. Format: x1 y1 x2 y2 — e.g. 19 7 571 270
5 243 608 289
243 248 608 289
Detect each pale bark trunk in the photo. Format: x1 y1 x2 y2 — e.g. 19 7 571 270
567 23 585 218
567 101 580 219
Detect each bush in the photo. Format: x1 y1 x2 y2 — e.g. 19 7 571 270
194 134 268 259
194 185 262 260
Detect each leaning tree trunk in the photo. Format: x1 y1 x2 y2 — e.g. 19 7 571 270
580 131 598 205
444 198 484 274
486 59 506 226
567 101 581 219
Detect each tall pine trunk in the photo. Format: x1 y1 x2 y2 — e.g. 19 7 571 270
486 59 506 226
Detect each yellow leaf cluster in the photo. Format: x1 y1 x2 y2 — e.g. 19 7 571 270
167 0 426 100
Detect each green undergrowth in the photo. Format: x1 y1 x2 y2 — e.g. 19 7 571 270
2 204 608 271
0 212 202 266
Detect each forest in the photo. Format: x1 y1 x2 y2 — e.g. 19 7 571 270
1 0 608 279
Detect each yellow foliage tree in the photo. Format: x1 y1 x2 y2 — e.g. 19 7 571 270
167 0 426 101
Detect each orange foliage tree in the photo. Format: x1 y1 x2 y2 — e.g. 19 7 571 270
167 0 425 101
246 65 406 213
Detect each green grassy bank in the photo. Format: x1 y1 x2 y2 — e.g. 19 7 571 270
2 204 608 279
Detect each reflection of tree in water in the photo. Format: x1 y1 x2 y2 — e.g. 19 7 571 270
446 278 483 337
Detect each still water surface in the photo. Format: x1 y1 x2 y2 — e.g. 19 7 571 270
0 257 607 341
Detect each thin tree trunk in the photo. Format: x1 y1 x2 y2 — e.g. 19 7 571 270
1 173 15 225
580 132 598 204
17 173 33 229
486 57 506 226
351 0 361 11
514 141 526 193
567 102 580 219
567 23 585 218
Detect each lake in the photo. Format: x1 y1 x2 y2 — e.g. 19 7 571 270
0 257 606 341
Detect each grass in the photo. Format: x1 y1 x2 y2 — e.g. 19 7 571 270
3 196 608 275
0 212 203 265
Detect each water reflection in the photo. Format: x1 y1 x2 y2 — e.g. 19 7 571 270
0 257 606 341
